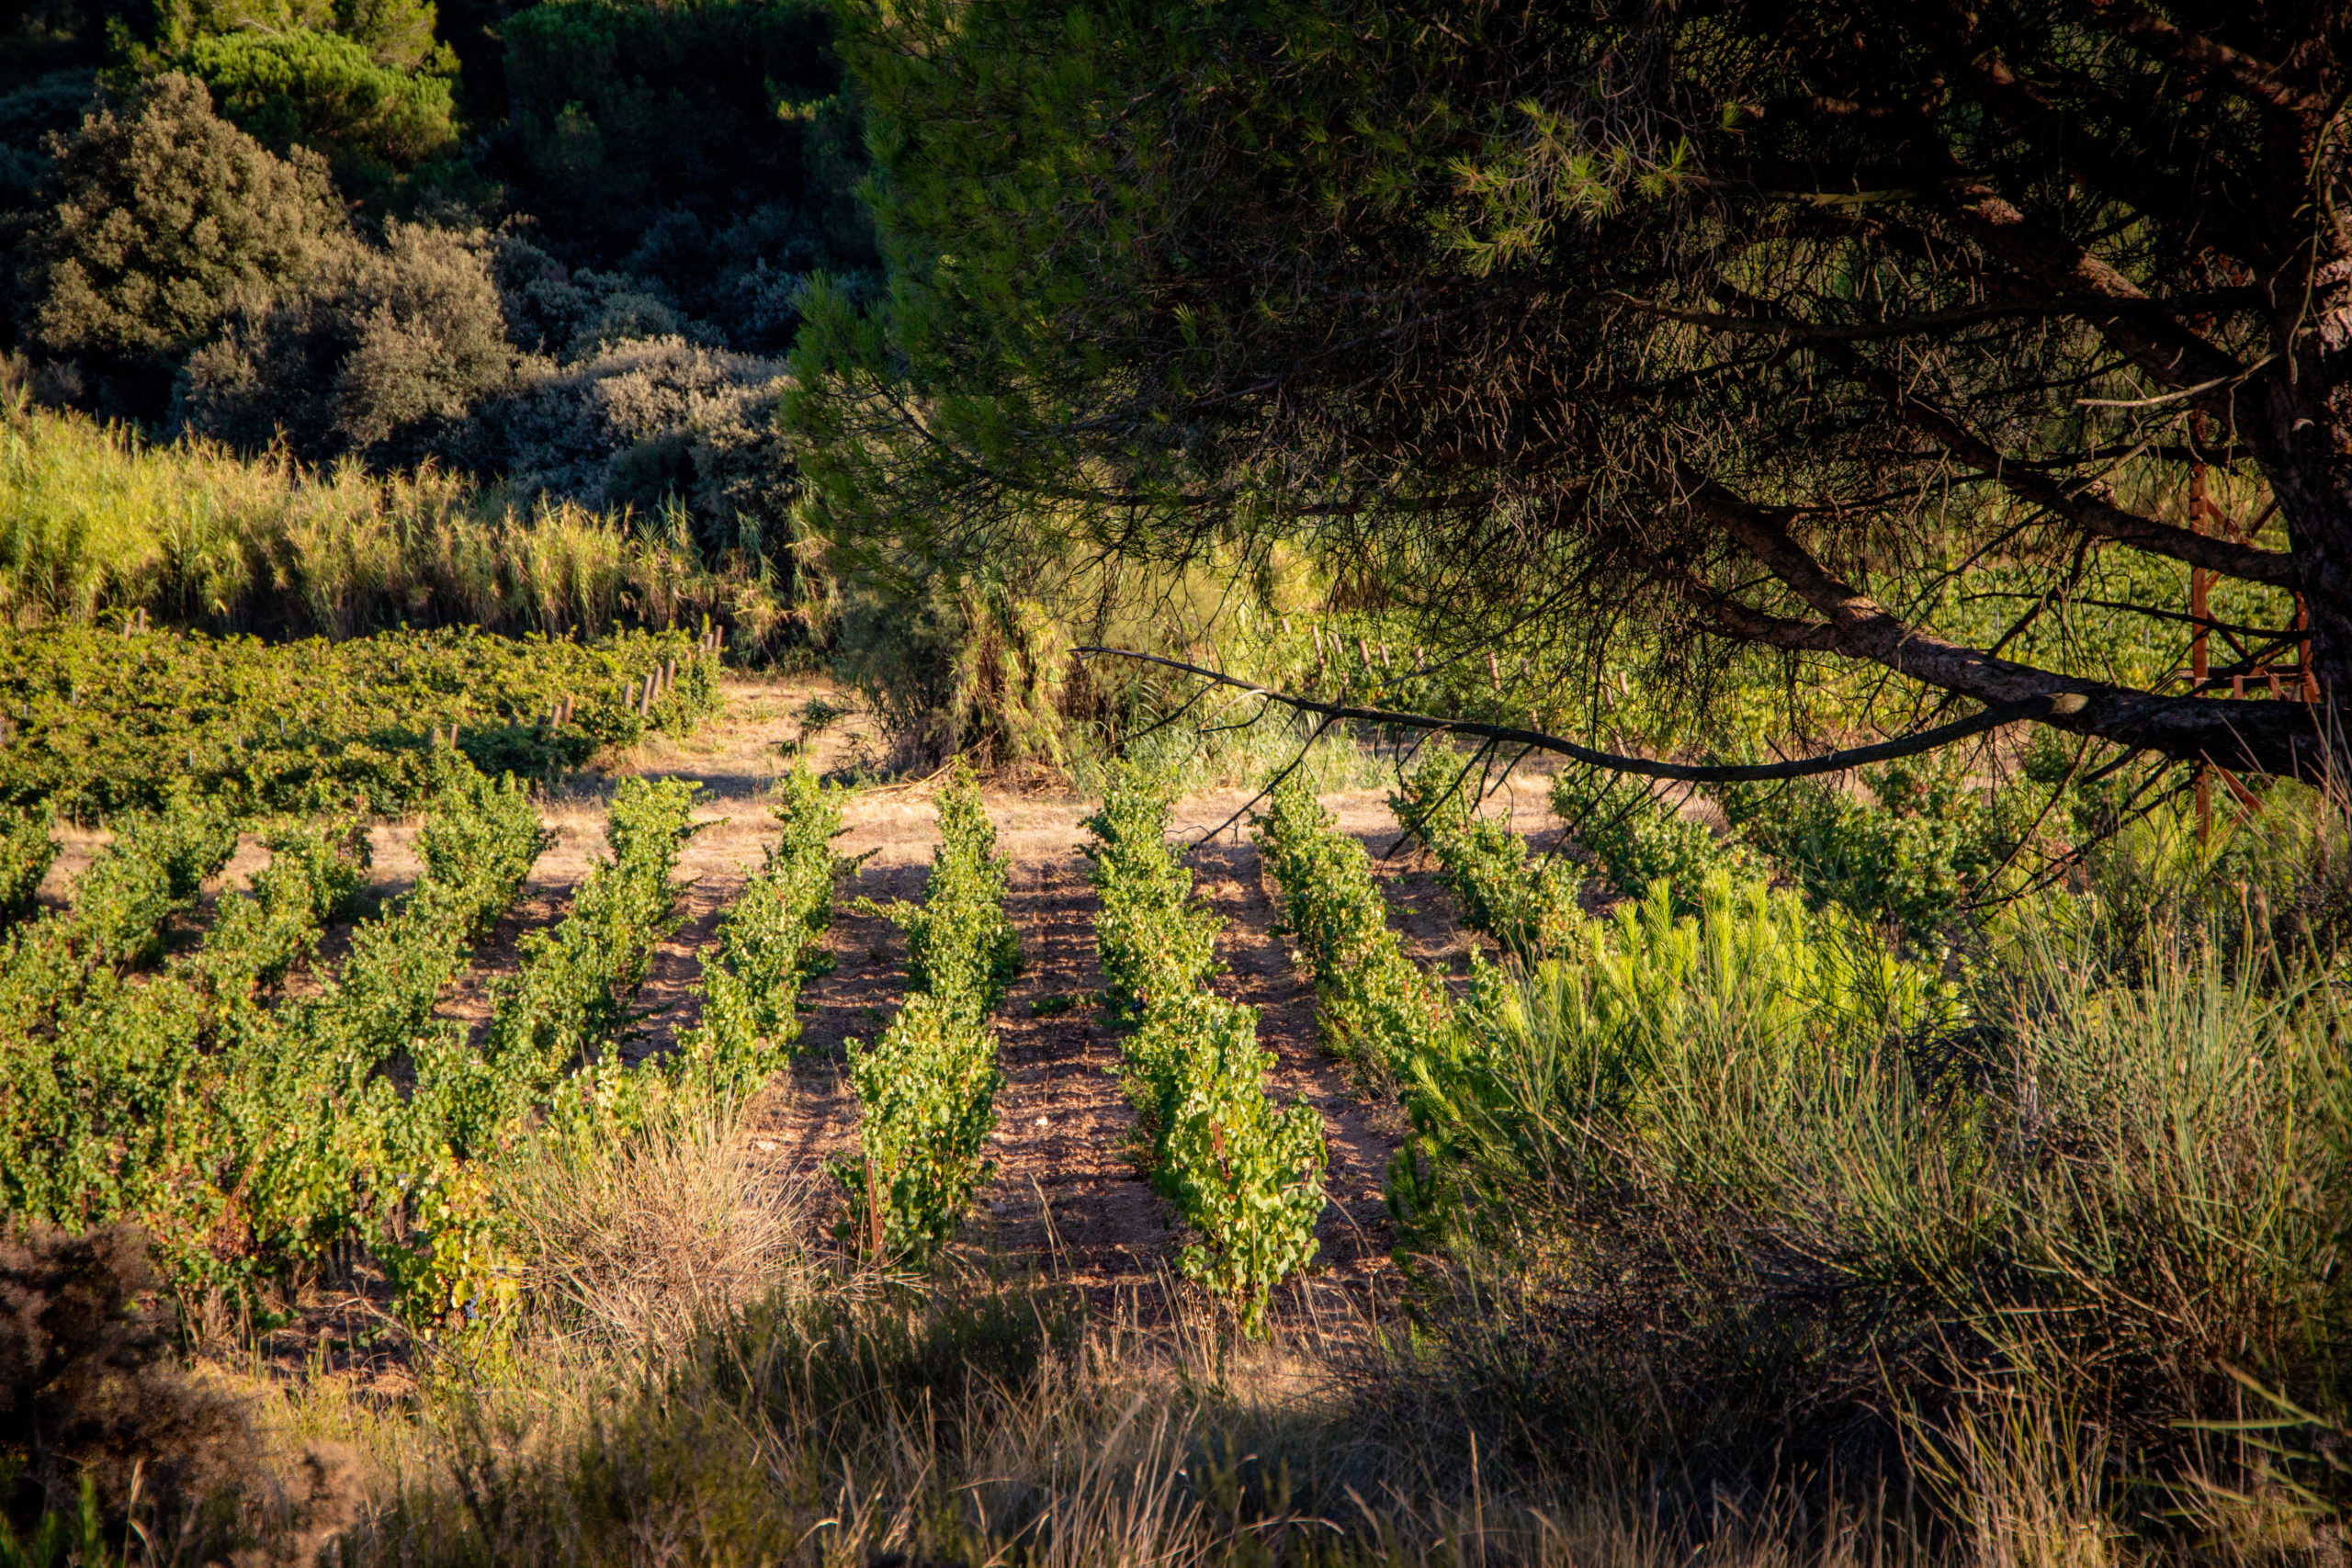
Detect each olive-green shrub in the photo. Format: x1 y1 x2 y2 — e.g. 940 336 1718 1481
1087 763 1324 1335
1389 751 1579 961
1252 776 1449 1082
837 763 1018 1262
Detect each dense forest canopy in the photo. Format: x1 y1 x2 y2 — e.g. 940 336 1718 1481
786 0 2351 780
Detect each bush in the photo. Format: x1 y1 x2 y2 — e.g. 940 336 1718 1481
180 219 518 465
1156 992 1325 1336
187 29 458 184
837 764 1017 1261
831 577 1072 774
15 73 344 413
1390 750 1579 961
0 1224 251 1540
1550 766 1746 909
1251 775 1449 1082
458 334 797 565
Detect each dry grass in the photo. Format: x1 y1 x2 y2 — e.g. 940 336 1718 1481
497 1086 817 1349
0 393 796 646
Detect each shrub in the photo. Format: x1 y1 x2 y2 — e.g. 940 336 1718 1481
0 804 55 926
1251 775 1448 1081
458 334 797 565
856 762 1021 1021
1549 766 1745 909
831 579 1072 774
1085 764 1325 1334
837 765 1017 1261
0 1224 250 1538
1390 750 1579 961
187 29 458 182
16 73 344 413
180 220 518 465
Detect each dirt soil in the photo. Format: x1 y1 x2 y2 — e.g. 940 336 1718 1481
42 674 1573 1331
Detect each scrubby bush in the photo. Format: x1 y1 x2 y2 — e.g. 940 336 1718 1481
832 577 1072 773
15 73 344 413
0 1224 251 1539
1391 750 1579 961
180 219 518 464
459 333 796 562
1252 776 1449 1081
1550 766 1746 909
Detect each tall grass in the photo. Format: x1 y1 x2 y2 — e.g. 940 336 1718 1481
0 395 793 644
1392 831 2352 1553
